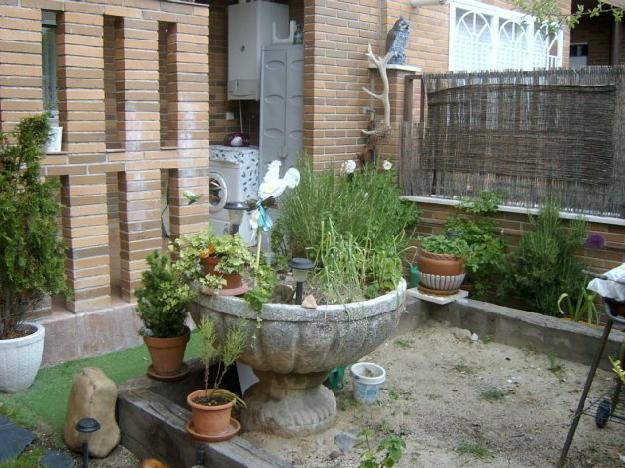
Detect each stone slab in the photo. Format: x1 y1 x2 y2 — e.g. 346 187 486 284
0 416 36 464
406 288 468 305
40 451 75 468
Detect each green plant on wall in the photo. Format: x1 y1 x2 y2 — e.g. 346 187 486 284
0 114 68 339
506 198 588 315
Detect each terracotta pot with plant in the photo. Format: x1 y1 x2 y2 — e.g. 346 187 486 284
135 250 196 381
417 234 469 296
186 316 247 442
0 114 69 393
199 234 254 296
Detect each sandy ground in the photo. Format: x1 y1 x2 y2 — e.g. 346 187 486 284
243 321 625 467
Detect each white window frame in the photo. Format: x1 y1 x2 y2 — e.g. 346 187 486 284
449 0 563 72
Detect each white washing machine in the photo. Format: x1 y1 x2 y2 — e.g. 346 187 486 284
209 146 259 245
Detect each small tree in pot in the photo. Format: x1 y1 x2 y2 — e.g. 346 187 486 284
135 250 196 380
0 114 68 392
186 316 247 442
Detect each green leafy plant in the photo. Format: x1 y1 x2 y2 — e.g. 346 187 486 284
514 0 623 30
456 442 493 460
506 198 588 315
243 261 278 312
0 114 68 339
444 192 507 297
358 428 406 468
196 316 247 408
419 235 471 260
480 388 506 402
204 234 254 275
134 250 195 338
610 356 625 385
557 288 599 325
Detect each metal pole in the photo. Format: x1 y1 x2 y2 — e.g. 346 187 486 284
295 282 304 305
557 317 614 467
81 442 89 468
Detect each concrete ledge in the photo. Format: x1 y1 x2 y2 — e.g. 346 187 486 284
38 302 143 367
403 297 625 371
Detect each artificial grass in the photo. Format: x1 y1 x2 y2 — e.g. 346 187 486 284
0 332 201 434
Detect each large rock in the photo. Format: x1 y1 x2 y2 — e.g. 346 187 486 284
63 368 120 458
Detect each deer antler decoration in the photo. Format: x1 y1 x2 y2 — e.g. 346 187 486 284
362 44 394 137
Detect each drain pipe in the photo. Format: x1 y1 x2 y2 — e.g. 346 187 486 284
612 18 622 65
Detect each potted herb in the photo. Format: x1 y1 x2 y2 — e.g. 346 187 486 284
417 234 469 295
0 114 68 392
199 234 254 295
186 317 247 442
135 250 195 380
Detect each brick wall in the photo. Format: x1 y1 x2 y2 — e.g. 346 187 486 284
0 0 210 312
412 201 625 274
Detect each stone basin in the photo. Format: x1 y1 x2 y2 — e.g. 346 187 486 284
188 279 406 437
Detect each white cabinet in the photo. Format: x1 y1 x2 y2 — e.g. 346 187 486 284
228 1 289 101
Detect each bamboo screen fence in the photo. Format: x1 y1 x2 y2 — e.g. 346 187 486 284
400 67 625 217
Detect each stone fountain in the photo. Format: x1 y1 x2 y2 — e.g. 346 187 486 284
188 279 406 437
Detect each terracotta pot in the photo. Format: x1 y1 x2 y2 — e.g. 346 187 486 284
187 389 234 436
201 256 242 290
417 248 466 295
143 327 190 377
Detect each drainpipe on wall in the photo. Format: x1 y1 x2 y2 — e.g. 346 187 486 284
611 18 622 65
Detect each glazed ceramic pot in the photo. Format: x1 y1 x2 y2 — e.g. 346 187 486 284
143 327 190 378
0 322 45 393
417 248 465 295
188 280 406 437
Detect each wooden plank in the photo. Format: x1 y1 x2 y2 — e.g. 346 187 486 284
118 388 293 468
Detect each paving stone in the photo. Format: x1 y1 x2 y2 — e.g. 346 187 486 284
40 451 75 468
0 415 37 464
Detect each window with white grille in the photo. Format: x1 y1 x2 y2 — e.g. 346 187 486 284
450 0 563 72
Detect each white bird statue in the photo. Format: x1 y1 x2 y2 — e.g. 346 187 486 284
251 160 300 266
258 161 300 200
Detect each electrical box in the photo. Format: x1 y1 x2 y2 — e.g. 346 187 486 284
228 1 290 101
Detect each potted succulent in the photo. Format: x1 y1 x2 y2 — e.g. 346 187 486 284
135 250 195 380
0 114 68 393
199 234 254 295
186 316 247 442
417 234 470 295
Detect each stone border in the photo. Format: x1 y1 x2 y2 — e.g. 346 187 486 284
403 296 625 371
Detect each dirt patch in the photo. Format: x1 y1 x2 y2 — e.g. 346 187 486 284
242 321 625 467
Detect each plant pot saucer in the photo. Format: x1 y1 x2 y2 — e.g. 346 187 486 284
417 284 460 297
185 418 241 442
147 363 190 382
200 283 250 297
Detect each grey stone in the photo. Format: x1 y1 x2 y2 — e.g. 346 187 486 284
189 280 407 437
0 416 36 464
63 368 120 458
470 333 479 342
452 328 472 342
334 430 359 454
301 294 317 309
40 451 75 468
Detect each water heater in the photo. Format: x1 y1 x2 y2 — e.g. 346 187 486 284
228 1 290 101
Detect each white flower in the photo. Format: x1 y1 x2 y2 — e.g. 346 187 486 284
341 159 356 175
382 160 393 171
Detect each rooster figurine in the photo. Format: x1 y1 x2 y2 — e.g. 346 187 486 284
251 160 300 265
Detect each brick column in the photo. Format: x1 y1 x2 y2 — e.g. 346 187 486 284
57 11 106 154
118 170 163 301
168 168 210 239
62 175 111 312
119 18 160 152
0 6 43 131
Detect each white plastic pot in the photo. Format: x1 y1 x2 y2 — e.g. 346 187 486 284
0 322 45 393
351 362 386 405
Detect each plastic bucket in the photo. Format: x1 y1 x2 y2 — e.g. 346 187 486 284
351 362 386 405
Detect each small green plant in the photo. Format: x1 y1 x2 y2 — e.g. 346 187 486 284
419 234 471 260
134 250 195 338
243 261 278 312
480 388 506 402
338 394 359 411
456 442 493 459
358 428 406 468
196 316 247 408
453 362 479 375
393 338 413 349
547 354 566 379
204 234 255 276
506 197 588 315
610 356 625 385
557 288 599 325
0 114 68 339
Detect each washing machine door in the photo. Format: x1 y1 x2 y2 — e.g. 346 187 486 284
209 172 228 214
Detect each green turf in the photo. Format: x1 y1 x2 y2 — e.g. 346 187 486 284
0 332 201 434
